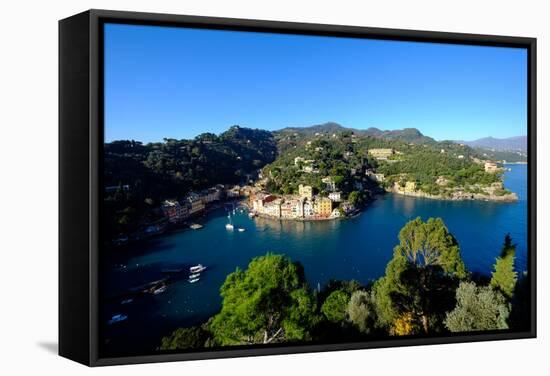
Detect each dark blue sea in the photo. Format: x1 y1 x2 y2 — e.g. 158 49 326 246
101 164 528 356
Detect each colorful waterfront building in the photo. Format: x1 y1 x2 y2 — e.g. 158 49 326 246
187 193 205 216
303 199 315 217
161 200 189 223
280 200 295 219
252 193 277 213
263 199 282 218
314 196 333 217
199 187 222 204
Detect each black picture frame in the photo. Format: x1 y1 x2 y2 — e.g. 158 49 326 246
59 9 537 367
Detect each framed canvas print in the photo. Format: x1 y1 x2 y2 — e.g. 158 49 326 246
59 9 536 366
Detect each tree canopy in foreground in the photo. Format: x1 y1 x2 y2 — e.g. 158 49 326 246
160 221 525 350
209 253 317 345
490 234 518 299
445 281 510 332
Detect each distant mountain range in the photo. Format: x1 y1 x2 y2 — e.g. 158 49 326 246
277 122 435 144
456 136 527 152
277 122 527 153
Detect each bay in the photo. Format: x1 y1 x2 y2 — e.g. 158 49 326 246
101 163 527 356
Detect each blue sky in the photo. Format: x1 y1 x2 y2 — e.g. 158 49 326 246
104 23 527 143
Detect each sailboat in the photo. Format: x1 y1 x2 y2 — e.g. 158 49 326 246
225 213 234 230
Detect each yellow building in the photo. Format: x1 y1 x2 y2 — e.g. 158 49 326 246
314 197 333 217
298 184 313 200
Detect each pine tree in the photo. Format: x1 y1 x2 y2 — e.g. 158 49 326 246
490 234 518 299
372 217 466 333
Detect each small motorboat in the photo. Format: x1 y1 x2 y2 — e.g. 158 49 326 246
189 273 200 279
238 227 246 232
120 298 133 305
189 264 206 273
152 285 167 295
189 278 200 283
190 223 203 230
108 314 128 325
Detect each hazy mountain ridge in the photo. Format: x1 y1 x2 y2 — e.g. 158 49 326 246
457 136 527 152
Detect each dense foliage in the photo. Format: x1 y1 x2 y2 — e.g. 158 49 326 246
159 325 211 350
321 290 351 323
374 145 502 196
473 147 527 163
490 234 518 299
263 123 506 199
371 218 467 334
262 132 374 198
444 282 510 332
346 290 377 334
208 254 318 345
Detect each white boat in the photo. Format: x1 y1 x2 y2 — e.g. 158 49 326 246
190 223 203 230
108 314 128 325
189 273 200 279
238 227 245 232
226 212 234 230
189 278 200 283
189 264 206 273
152 285 167 295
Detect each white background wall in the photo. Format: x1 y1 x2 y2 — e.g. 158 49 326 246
0 0 547 374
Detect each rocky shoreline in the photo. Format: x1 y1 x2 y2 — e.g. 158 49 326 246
387 187 518 202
